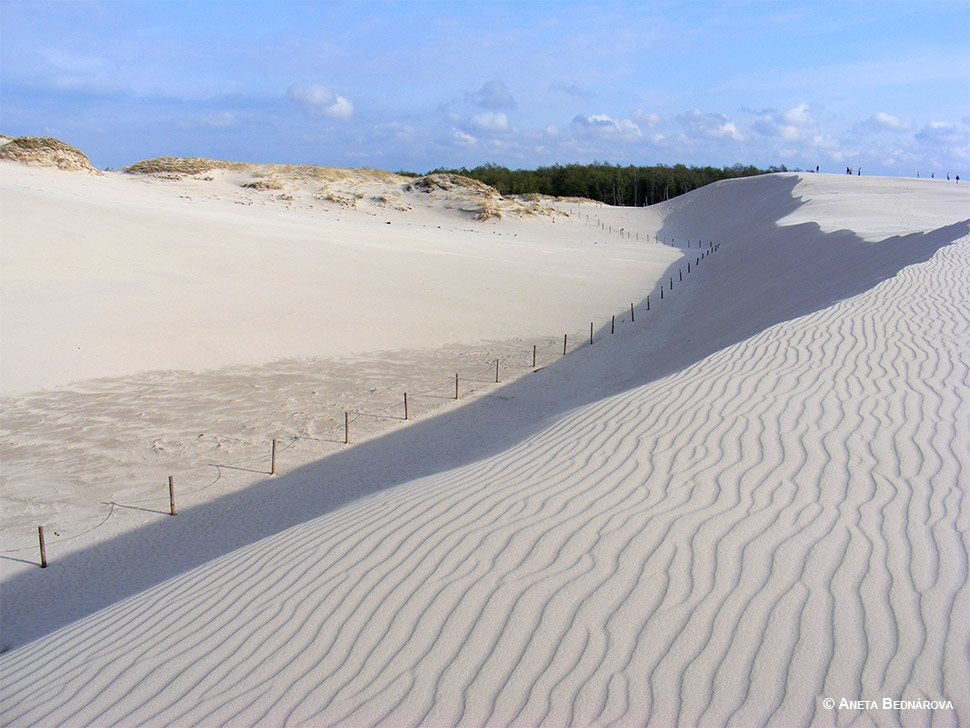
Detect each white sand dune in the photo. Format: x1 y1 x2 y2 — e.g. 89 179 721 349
0 161 675 546
0 162 669 396
1 168 968 727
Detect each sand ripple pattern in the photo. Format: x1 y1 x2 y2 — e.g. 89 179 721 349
2 238 968 726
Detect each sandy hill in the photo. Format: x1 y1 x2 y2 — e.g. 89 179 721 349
1 158 968 726
123 154 558 220
0 135 561 220
124 155 402 183
0 135 102 175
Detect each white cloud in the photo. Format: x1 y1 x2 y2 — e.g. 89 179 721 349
915 119 969 146
467 111 510 133
453 129 477 146
469 80 517 110
634 109 662 128
782 102 813 127
752 103 816 141
868 111 912 132
288 83 354 120
677 109 743 141
916 119 970 163
572 113 642 140
812 135 844 162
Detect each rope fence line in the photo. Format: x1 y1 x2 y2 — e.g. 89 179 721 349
6 236 725 566
565 203 721 254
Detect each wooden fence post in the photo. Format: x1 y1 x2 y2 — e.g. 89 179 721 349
455 373 459 400
270 440 277 475
533 344 537 368
169 475 176 515
345 412 350 444
611 315 615 334
38 526 47 569
563 334 568 356
404 392 409 420
590 322 594 345
495 359 500 383
631 302 635 322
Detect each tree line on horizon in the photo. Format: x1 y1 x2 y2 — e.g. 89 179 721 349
402 161 793 206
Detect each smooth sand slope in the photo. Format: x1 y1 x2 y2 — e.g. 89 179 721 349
1 169 968 727
0 160 677 549
0 162 673 396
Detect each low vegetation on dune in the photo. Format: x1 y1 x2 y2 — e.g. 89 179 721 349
241 179 285 191
123 156 250 176
251 164 406 185
123 156 408 186
121 154 546 220
0 136 102 175
7 136 789 218
406 172 520 220
406 172 501 198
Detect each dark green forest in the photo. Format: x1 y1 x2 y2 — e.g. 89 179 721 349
408 162 793 206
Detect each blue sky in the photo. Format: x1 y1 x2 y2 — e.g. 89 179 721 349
1 0 968 175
